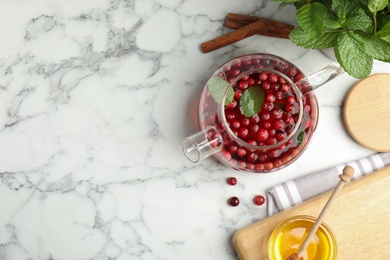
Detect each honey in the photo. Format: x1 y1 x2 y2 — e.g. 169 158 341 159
268 215 337 260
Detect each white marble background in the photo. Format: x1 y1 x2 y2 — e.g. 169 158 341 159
0 0 388 259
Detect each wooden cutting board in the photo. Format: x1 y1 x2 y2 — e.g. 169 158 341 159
233 165 390 259
343 74 390 152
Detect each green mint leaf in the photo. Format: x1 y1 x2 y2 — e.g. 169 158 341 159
296 2 327 37
332 0 363 20
297 131 304 146
332 0 350 20
335 32 373 79
208 76 234 105
349 32 390 61
377 21 390 42
323 12 342 29
240 86 265 118
343 8 373 32
290 27 339 49
368 0 389 13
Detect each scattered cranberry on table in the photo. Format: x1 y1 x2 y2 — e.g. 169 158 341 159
227 177 237 186
228 196 240 207
253 195 265 206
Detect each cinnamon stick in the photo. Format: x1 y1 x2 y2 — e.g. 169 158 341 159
200 14 294 53
225 13 271 29
226 13 294 38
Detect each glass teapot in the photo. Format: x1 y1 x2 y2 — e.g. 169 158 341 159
182 53 342 173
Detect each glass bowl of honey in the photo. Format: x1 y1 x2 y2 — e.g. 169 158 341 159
268 215 338 260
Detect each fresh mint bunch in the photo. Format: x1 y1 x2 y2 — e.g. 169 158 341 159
273 0 390 78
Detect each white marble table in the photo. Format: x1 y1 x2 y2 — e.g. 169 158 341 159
0 1 388 259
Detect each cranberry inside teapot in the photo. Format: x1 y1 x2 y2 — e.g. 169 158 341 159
183 53 319 173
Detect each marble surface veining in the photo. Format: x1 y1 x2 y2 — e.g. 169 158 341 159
0 0 389 259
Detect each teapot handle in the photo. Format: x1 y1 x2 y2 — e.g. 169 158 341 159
296 62 343 95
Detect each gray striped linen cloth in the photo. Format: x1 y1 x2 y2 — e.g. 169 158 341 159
266 152 390 216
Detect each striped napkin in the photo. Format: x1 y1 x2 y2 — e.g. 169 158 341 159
266 152 390 216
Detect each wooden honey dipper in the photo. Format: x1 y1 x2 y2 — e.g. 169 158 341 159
287 165 355 260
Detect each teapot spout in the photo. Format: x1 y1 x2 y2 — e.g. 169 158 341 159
182 126 223 163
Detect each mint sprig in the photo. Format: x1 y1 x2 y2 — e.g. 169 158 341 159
208 76 234 105
240 86 265 117
273 0 390 79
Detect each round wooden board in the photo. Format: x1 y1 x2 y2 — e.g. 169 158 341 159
344 74 390 152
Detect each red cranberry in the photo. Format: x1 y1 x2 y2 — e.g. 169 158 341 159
227 100 237 109
249 124 259 135
266 94 276 102
260 112 270 121
271 109 283 119
232 69 241 77
241 118 250 127
287 67 298 77
228 145 238 154
287 96 296 104
253 195 265 206
285 117 294 125
268 73 278 83
241 75 249 81
252 58 260 64
228 196 240 207
256 129 269 142
266 137 277 145
294 73 304 82
246 152 258 162
281 83 290 93
268 149 280 158
271 82 280 91
261 81 271 90
247 77 255 86
222 150 232 160
232 61 241 68
262 102 274 111
275 91 283 99
238 80 248 90
251 115 260 124
254 163 265 171
284 104 294 113
273 119 285 130
262 121 271 129
247 140 257 146
231 120 240 129
234 90 242 100
237 148 247 157
268 128 276 136
242 58 251 66
275 131 286 141
264 162 274 170
258 153 268 162
259 72 268 80
273 159 282 168
278 77 287 84
227 177 237 186
238 127 249 138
